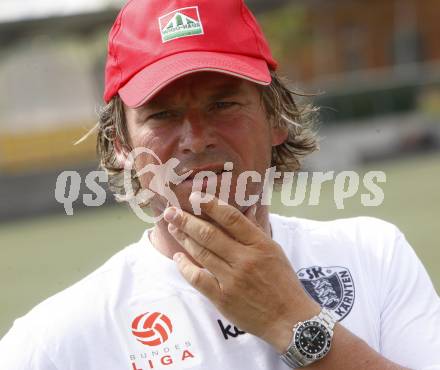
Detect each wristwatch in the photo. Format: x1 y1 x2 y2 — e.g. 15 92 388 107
280 308 337 368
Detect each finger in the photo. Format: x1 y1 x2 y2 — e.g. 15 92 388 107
190 192 265 245
173 252 221 301
168 223 232 275
165 207 238 263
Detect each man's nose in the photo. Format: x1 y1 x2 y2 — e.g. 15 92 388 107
178 111 216 154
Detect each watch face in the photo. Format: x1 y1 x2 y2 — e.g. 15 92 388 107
294 321 331 360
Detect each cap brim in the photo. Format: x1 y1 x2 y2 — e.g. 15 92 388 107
118 51 272 108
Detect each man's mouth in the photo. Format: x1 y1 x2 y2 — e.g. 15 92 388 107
186 170 230 180
182 165 232 181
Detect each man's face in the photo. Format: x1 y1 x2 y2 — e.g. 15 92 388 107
122 72 287 215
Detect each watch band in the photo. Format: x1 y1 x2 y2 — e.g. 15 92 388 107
280 341 306 368
318 308 336 332
280 308 337 368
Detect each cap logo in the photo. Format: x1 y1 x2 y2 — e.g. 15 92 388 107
158 6 204 43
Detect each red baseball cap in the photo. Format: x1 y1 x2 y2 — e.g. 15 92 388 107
103 0 278 108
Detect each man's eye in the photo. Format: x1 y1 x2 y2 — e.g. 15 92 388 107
212 101 238 110
148 110 177 120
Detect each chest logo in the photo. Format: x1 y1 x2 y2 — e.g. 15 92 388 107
297 266 355 321
131 311 173 346
158 6 204 43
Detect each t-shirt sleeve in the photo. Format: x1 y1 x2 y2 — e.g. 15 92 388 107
379 229 440 370
0 317 58 370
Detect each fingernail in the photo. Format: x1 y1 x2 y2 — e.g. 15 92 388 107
164 207 177 222
168 223 177 233
189 191 202 203
173 253 183 262
252 205 257 216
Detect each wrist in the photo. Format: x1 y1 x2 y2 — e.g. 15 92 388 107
269 320 296 354
280 307 337 368
264 300 321 353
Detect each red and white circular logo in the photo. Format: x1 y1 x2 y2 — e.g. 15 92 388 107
131 312 173 346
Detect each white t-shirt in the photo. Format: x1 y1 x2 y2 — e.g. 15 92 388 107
1 214 439 370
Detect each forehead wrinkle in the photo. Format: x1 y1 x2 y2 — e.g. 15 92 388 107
207 83 246 101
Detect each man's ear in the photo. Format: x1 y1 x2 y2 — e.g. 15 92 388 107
271 126 288 147
114 138 130 168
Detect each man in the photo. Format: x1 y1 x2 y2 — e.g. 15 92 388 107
1 0 439 369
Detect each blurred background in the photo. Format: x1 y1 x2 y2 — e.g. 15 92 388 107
0 0 439 337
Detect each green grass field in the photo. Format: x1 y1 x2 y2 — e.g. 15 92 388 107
0 153 439 337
